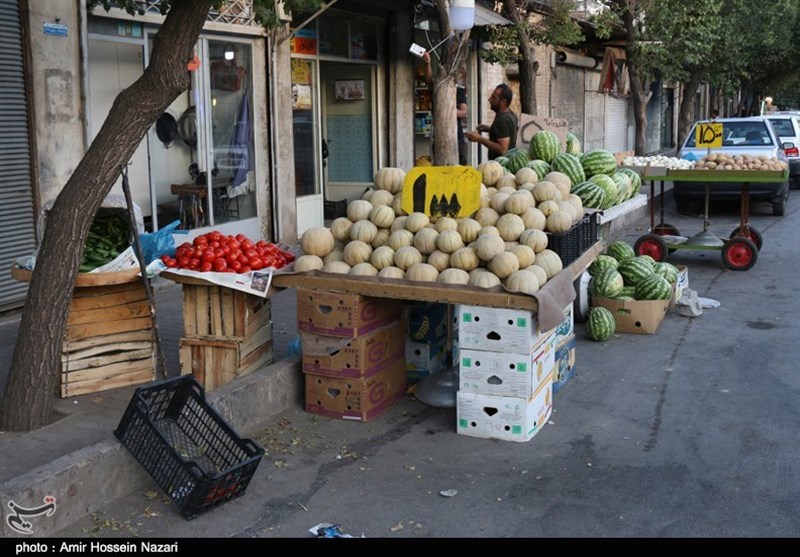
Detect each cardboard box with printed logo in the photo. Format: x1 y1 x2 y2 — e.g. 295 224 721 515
296 290 401 338
457 305 550 354
592 296 669 334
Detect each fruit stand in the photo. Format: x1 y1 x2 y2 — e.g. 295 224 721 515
633 168 789 271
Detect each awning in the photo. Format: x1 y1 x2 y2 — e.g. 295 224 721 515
474 4 512 26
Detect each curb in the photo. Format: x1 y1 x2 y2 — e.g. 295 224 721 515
0 357 303 538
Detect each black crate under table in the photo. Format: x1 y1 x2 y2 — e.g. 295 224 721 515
546 213 599 267
114 376 264 519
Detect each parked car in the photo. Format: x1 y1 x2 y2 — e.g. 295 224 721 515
766 111 800 189
675 116 790 216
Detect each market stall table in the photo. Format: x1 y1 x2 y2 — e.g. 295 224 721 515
633 168 789 271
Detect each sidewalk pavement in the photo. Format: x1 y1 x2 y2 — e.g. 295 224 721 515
0 189 659 538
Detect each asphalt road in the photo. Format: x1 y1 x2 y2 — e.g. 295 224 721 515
53 187 800 539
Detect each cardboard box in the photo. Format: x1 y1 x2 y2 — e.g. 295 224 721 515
405 339 459 385
405 301 448 344
459 332 556 398
456 374 553 443
673 265 689 304
304 358 407 422
553 334 577 395
297 290 401 338
592 296 669 334
301 320 404 379
458 305 549 354
553 304 575 349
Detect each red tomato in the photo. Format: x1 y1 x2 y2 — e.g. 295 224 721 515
214 248 225 259
241 239 255 251
213 258 227 272
209 231 223 243
179 241 193 250
245 249 258 259
190 258 201 270
221 244 231 255
193 235 208 247
202 249 216 263
209 241 220 249
249 256 264 270
178 257 191 268
226 238 241 251
238 256 249 266
225 252 239 264
229 260 242 272
200 261 213 272
239 265 251 274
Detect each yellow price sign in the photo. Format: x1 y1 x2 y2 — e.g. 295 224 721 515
401 166 481 218
695 122 723 148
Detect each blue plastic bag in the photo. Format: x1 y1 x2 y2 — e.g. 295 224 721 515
139 220 188 264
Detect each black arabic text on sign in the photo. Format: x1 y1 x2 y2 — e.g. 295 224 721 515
696 123 723 148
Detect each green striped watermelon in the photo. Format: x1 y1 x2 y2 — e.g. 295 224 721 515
617 258 655 286
526 159 551 180
589 174 620 209
551 153 585 186
529 130 560 163
571 181 607 209
590 268 624 298
634 273 672 300
618 285 636 298
611 172 633 203
581 149 617 177
504 148 530 174
653 261 679 284
586 306 615 341
566 131 582 156
636 255 656 269
588 254 618 276
494 155 510 169
616 168 642 199
607 241 635 262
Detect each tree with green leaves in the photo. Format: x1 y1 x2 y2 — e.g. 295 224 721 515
0 0 324 432
478 0 584 115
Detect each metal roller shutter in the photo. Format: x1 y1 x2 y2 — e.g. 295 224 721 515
0 0 37 311
604 95 628 153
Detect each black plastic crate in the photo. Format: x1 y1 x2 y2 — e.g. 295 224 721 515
324 198 347 220
546 213 599 267
114 376 264 520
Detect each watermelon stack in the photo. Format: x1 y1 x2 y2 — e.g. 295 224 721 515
503 148 531 174
551 153 586 186
586 306 615 341
581 149 617 178
529 130 560 163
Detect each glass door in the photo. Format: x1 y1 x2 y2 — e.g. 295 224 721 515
291 58 323 235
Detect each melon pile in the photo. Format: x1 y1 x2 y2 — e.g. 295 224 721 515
495 130 643 212
295 164 585 294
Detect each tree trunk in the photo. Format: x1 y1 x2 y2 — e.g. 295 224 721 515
677 74 702 149
518 42 538 115
0 0 214 432
432 77 459 166
628 58 649 155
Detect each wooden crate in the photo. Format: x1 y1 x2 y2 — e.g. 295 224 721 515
182 284 271 340
61 281 156 398
179 321 274 392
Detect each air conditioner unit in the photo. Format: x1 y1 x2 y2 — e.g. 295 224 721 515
275 1 292 22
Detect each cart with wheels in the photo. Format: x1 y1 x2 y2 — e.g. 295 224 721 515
634 168 788 271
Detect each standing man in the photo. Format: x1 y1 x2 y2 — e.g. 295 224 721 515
465 83 517 160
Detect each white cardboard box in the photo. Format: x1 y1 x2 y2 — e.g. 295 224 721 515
457 374 553 443
458 305 550 354
553 304 574 349
673 265 689 304
459 332 556 398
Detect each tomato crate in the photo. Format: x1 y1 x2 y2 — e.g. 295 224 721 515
114 375 264 520
546 213 598 267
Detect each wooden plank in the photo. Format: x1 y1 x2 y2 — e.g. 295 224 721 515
195 286 210 336
179 342 193 377
240 321 272 357
66 316 153 341
61 356 154 385
273 241 603 311
61 367 155 398
67 299 151 326
233 289 247 337
62 341 154 363
63 347 154 372
12 265 140 287
221 287 235 337
72 281 142 299
68 286 147 311
63 330 154 352
210 287 224 336
244 308 271 340
183 284 198 337
239 340 273 376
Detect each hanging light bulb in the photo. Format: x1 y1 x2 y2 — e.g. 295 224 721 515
224 44 235 61
449 0 475 31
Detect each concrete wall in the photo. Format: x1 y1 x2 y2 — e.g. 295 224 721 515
26 0 85 207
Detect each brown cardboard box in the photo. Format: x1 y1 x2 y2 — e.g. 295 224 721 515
296 289 402 338
304 358 407 422
301 320 404 379
592 296 669 334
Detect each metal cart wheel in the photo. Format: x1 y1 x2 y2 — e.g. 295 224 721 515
729 226 763 251
722 237 758 271
634 233 669 263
